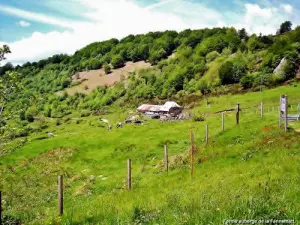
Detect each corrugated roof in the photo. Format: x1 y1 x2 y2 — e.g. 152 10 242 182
137 104 153 111
149 105 162 112
160 101 181 111
137 101 181 112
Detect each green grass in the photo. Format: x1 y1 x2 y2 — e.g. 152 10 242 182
1 85 300 224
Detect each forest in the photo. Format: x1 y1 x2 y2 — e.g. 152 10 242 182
0 21 300 130
1 21 300 225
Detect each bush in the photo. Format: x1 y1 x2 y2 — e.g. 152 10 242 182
192 115 205 122
19 111 26 121
206 51 220 63
88 58 102 70
80 110 91 117
104 63 112 74
111 55 125 68
219 61 246 85
25 107 37 122
240 75 254 89
149 49 167 64
56 119 61 126
61 78 71 88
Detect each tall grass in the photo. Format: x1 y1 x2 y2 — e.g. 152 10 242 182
1 85 300 224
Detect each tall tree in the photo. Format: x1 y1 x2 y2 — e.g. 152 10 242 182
0 45 10 61
0 45 19 117
238 28 248 40
278 21 292 34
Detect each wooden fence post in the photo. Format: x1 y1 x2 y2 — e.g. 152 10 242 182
164 144 168 172
285 95 288 133
222 112 225 132
279 96 282 129
190 129 194 178
261 102 264 119
205 125 208 144
127 159 132 190
0 191 2 225
58 175 63 216
236 104 240 125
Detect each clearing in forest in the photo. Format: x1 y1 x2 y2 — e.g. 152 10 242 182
60 61 151 95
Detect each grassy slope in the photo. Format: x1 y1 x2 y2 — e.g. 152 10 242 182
1 85 300 224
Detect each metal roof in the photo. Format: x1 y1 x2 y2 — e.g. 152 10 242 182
160 101 181 111
137 104 158 112
137 101 181 112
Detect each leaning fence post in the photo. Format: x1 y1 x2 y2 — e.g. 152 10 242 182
164 144 168 172
190 129 194 178
236 104 240 125
205 125 208 144
261 102 264 119
222 112 225 132
58 175 63 216
127 159 132 190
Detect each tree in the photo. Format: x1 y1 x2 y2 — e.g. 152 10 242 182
278 21 292 34
219 61 246 84
104 63 112 74
111 55 125 68
0 45 10 61
0 45 19 118
88 58 102 70
206 51 220 63
238 28 248 40
240 75 254 89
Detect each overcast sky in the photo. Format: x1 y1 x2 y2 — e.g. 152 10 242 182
0 0 299 65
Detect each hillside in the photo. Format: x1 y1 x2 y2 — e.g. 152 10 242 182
0 25 299 123
1 24 300 224
59 61 151 95
1 85 300 224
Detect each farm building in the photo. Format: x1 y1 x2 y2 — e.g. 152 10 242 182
137 101 183 116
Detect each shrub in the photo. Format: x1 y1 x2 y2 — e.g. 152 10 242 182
56 119 61 126
80 110 91 117
104 63 112 74
206 51 220 63
222 47 232 56
192 115 205 122
240 75 254 89
219 61 246 85
25 107 37 123
111 55 125 68
71 81 82 87
19 111 26 121
88 58 102 70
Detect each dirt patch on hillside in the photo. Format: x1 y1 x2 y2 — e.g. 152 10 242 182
59 61 151 95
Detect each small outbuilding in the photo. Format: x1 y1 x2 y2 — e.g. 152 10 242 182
160 101 183 115
137 101 183 116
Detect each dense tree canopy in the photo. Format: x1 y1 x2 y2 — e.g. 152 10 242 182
0 24 299 124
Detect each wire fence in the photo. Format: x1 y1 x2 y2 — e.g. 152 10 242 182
1 100 300 222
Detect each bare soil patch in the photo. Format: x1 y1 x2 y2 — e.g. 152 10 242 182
58 61 151 95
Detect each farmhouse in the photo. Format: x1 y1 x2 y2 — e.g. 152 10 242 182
137 101 183 116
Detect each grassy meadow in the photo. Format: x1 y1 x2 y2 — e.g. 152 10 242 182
1 84 300 224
